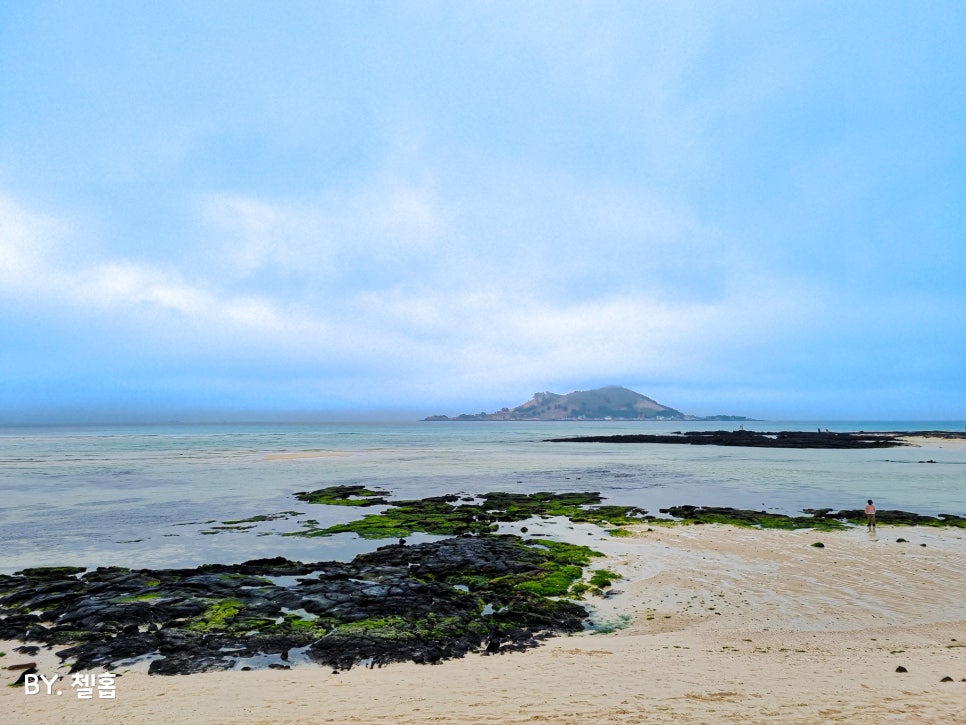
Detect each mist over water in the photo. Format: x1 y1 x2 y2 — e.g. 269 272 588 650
1 421 963 573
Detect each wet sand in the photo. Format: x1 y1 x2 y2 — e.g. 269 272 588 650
263 451 353 460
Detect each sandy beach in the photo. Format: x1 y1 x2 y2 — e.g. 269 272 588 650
898 434 966 451
4 522 964 725
262 451 353 460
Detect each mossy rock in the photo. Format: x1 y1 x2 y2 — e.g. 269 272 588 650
662 506 846 531
447 574 493 592
288 490 648 539
283 614 326 634
0 533 593 674
801 508 966 529
524 538 602 567
111 592 163 603
15 566 87 579
588 569 619 589
222 511 302 525
186 599 244 633
515 565 583 597
568 505 649 527
293 485 391 506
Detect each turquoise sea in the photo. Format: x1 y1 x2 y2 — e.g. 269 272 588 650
1 420 964 574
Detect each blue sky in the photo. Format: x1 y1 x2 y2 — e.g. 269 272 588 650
1 1 964 422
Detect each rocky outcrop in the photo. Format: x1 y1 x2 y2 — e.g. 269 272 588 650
425 386 703 421
0 536 589 676
802 508 966 527
546 430 907 448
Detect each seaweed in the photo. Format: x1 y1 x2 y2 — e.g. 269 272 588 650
186 598 245 633
293 485 390 506
221 511 303 525
806 509 966 529
661 506 847 531
288 489 648 539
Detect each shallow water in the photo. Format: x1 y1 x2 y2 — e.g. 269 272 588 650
1 420 963 573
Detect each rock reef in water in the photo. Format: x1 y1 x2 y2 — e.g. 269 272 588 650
543 430 963 449
4 487 963 678
661 505 965 530
286 489 648 539
0 536 591 676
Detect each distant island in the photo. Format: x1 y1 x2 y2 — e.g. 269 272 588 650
424 386 748 422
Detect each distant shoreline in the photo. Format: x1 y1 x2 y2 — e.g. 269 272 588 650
423 416 752 422
544 430 966 449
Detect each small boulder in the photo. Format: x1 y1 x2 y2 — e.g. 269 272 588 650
12 665 38 685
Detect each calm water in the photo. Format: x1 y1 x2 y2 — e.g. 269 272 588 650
1 420 964 573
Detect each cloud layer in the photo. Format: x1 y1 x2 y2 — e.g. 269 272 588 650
1 2 963 421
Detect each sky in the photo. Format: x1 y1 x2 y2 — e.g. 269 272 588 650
1 1 964 423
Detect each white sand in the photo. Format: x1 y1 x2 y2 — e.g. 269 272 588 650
4 524 965 724
263 451 352 460
897 434 966 450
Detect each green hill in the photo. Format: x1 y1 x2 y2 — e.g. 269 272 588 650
424 386 733 421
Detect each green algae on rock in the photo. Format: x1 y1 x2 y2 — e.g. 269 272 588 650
293 484 391 506
659 505 849 531
287 489 648 539
222 511 303 525
0 536 592 675
659 505 966 530
803 508 966 528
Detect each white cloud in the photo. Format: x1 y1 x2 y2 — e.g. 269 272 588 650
200 195 333 281
200 169 446 285
0 174 856 408
78 262 207 315
0 194 67 288
0 194 306 349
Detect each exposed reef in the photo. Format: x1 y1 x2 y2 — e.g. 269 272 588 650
0 536 596 676
4 490 962 677
660 505 965 530
543 430 966 448
294 484 391 507
286 490 649 539
288 488 963 536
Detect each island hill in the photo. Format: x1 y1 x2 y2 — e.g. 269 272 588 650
424 386 747 422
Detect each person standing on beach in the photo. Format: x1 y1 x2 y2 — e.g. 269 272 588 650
865 499 876 531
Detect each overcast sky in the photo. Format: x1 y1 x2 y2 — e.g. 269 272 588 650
1 1 964 423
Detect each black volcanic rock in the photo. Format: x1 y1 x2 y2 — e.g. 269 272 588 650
545 430 906 449
0 536 590 676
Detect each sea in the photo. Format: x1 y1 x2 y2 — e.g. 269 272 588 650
1 420 964 575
